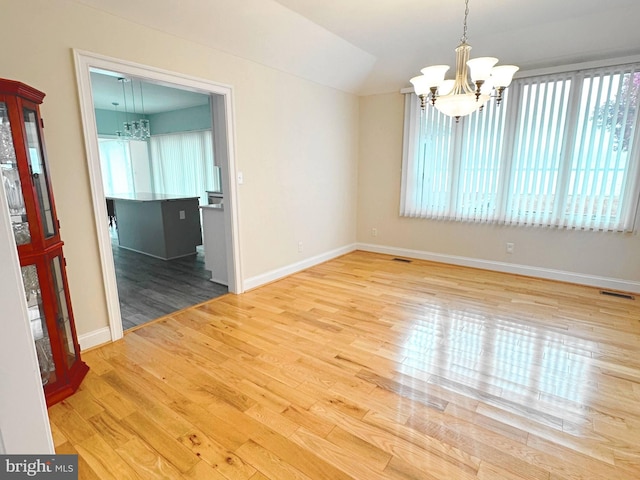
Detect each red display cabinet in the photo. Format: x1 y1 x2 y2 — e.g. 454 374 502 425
0 78 88 406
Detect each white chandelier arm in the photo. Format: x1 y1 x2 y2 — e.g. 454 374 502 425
408 0 518 120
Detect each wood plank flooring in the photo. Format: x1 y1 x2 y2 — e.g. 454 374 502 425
111 227 227 330
49 251 640 479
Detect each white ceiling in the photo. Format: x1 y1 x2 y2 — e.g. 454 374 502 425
272 0 640 93
90 71 210 114
78 0 640 96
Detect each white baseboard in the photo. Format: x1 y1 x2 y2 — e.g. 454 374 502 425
243 244 357 291
357 242 640 294
78 326 112 351
79 243 636 350
79 244 356 350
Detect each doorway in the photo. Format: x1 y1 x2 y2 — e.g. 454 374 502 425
74 50 242 343
92 72 228 330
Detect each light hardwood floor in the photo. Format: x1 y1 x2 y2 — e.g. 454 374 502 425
49 251 640 479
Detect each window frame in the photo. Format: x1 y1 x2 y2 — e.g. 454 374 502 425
401 60 640 233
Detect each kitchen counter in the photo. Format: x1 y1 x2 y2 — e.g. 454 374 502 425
108 192 199 202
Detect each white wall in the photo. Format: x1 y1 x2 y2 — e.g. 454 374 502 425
357 92 640 291
0 0 359 337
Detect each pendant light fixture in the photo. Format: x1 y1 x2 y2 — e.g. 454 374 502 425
111 101 123 139
410 0 519 121
116 77 151 140
138 81 151 139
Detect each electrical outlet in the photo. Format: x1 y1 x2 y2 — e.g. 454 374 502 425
506 242 514 254
371 227 378 237
298 241 303 253
179 210 186 220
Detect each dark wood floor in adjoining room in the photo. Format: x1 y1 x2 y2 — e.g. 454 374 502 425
49 251 640 479
111 227 228 330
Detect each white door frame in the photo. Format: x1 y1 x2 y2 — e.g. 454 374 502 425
73 50 243 343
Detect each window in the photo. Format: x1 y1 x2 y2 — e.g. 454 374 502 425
98 138 133 196
149 130 218 206
99 131 219 206
401 63 640 232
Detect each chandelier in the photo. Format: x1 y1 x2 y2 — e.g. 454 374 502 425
114 77 151 140
410 0 518 120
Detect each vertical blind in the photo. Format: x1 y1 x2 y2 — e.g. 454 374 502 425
98 131 218 206
504 74 572 227
98 139 133 196
401 62 640 232
149 130 218 206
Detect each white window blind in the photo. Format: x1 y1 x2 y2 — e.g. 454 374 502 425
401 62 640 232
149 130 218 206
98 138 133 196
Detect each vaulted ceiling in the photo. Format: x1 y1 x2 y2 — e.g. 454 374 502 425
75 0 640 95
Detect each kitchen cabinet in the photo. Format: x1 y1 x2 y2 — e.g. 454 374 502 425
200 203 227 285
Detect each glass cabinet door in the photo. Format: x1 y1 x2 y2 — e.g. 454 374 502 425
21 264 56 386
0 102 32 245
23 107 56 239
51 254 77 369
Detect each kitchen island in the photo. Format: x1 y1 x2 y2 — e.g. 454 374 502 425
108 193 202 260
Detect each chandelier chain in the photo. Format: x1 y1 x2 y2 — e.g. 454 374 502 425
461 0 469 44
119 79 129 123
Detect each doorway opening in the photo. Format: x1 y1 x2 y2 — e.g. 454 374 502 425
91 72 227 330
74 50 242 344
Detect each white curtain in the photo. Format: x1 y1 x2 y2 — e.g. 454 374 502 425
401 62 640 232
98 139 133 196
149 130 218 205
